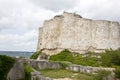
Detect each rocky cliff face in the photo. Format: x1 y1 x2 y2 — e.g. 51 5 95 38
37 12 120 55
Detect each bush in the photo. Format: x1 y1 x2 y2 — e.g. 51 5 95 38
0 55 15 80
30 51 41 59
114 66 120 79
49 49 100 67
24 63 33 80
101 53 111 67
73 54 100 66
50 49 120 67
94 70 110 80
49 49 73 62
101 49 120 67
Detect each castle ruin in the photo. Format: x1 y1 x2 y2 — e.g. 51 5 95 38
37 12 120 55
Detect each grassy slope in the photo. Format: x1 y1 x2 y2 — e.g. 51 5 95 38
32 49 120 79
39 69 94 80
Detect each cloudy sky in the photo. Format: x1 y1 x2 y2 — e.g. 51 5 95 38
0 0 120 51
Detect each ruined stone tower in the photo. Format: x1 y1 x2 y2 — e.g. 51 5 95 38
37 12 120 55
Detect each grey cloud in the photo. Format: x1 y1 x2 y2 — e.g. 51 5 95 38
0 29 38 51
29 0 76 11
0 0 57 31
0 0 120 51
73 0 120 22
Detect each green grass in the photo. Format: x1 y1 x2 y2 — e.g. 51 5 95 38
24 63 33 80
40 49 120 79
49 49 73 62
49 49 100 67
39 69 94 80
93 70 111 80
101 49 120 67
49 49 120 68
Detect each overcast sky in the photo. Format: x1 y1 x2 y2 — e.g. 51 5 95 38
0 0 120 51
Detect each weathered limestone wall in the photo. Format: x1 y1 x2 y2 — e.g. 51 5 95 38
37 12 120 55
7 59 25 80
67 64 115 74
24 59 62 69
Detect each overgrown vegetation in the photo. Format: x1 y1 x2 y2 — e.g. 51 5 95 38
30 51 48 60
73 53 100 66
114 66 120 79
24 63 33 80
50 49 120 67
49 49 73 62
49 49 120 79
101 49 120 67
101 49 120 79
30 51 41 59
49 49 100 67
93 70 111 80
0 55 15 80
39 69 94 80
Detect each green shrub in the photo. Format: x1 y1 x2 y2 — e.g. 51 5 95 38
24 63 33 80
85 56 100 66
50 49 120 67
114 66 120 78
94 70 110 80
73 54 100 66
49 49 100 67
49 49 73 62
30 51 41 59
0 55 15 80
36 76 39 80
101 52 111 67
101 49 120 67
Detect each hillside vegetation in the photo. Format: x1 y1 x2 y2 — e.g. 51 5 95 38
49 49 120 67
49 49 120 79
0 55 15 80
49 49 100 67
30 51 41 59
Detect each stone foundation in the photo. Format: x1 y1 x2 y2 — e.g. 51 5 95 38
67 64 115 74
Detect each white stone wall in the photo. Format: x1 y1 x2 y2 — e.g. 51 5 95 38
37 12 120 55
67 64 115 74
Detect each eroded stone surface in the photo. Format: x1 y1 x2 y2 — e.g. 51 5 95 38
24 59 62 69
7 59 25 80
66 64 115 74
37 12 120 55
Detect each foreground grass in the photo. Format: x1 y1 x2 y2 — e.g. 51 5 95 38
39 69 94 80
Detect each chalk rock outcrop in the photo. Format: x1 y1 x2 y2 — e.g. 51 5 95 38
7 59 25 80
37 12 120 55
